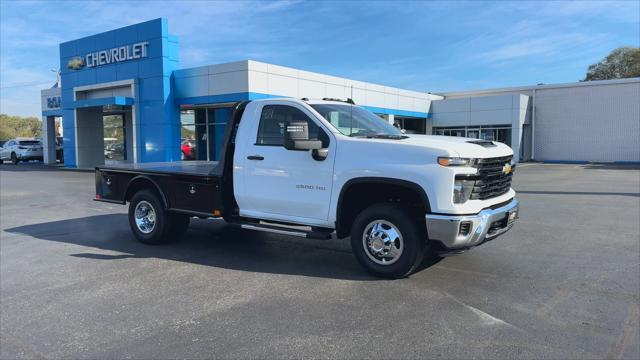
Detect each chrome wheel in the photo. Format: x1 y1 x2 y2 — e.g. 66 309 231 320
134 200 156 234
362 220 404 265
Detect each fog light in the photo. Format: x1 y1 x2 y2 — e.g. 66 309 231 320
453 179 475 204
459 221 472 236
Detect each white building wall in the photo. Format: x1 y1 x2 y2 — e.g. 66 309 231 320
174 60 442 115
431 94 530 161
533 81 640 162
440 78 640 163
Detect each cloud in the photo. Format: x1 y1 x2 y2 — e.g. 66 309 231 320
477 32 600 63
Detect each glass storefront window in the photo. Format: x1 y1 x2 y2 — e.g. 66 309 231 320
180 107 231 161
433 125 512 147
103 114 126 162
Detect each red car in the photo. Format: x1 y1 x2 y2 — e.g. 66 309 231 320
181 139 195 160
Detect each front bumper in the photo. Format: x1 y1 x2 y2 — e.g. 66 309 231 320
425 198 519 249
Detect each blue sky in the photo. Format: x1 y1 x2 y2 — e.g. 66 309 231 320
1 0 638 117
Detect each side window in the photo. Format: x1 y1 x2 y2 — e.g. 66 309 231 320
256 105 325 146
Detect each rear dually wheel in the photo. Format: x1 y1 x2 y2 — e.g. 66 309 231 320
128 189 189 244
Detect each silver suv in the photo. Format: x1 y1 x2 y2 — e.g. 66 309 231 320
0 138 43 164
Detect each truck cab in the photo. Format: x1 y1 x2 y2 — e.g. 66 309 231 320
95 98 519 278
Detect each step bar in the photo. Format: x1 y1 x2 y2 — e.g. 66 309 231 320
239 222 333 240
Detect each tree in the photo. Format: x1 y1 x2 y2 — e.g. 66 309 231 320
584 47 640 81
0 114 42 140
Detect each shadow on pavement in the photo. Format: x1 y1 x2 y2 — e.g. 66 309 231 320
5 214 386 281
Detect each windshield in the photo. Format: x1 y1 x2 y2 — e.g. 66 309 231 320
310 104 403 138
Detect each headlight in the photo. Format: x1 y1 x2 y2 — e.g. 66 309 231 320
438 157 476 167
453 179 475 204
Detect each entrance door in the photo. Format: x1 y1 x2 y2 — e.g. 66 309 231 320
103 114 126 163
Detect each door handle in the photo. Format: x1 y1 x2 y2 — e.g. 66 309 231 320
247 155 264 161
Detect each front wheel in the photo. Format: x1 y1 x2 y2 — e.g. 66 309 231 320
11 153 19 165
350 203 425 278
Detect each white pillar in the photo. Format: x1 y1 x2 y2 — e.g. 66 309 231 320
385 114 395 125
42 116 57 164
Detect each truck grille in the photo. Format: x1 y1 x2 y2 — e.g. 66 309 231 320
470 156 513 200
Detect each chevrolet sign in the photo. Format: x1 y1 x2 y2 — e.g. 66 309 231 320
67 42 149 70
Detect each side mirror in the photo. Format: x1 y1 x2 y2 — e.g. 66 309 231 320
284 121 322 151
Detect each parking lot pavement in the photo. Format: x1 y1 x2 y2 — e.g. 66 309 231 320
1 162 639 359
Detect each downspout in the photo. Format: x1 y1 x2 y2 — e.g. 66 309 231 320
531 88 536 161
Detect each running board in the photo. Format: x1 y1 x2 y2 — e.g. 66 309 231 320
238 223 333 240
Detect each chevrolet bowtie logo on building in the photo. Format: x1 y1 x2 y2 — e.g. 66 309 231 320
67 56 85 70
502 163 512 175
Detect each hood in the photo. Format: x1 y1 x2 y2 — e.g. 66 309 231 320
396 134 513 159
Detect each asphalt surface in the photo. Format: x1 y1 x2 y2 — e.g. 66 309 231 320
1 162 639 359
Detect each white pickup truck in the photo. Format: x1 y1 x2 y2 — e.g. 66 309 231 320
95 98 519 278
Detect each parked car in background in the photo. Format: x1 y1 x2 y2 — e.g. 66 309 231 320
0 138 44 164
181 138 195 160
104 143 125 160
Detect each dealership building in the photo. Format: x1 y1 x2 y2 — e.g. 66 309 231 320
40 18 640 168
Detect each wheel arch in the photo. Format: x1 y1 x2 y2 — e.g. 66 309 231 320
335 177 431 238
124 175 169 208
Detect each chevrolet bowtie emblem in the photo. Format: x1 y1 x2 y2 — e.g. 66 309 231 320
502 163 512 175
67 56 85 70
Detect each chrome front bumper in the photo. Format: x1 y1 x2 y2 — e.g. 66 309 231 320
425 198 519 249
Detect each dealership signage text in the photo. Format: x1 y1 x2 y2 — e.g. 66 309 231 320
46 96 61 109
67 42 149 70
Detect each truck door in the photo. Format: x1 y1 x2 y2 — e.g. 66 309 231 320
237 102 335 225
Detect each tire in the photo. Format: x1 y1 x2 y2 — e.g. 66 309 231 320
0 159 3 164
128 189 178 245
350 203 425 278
11 153 19 165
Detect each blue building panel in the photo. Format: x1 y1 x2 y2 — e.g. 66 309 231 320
115 61 139 81
73 97 134 108
74 34 97 55
138 100 168 125
60 88 74 109
75 68 97 87
113 24 139 45
96 64 118 83
61 109 76 167
139 76 168 102
138 18 168 41
59 41 76 59
143 37 165 59
137 57 164 79
165 40 179 61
